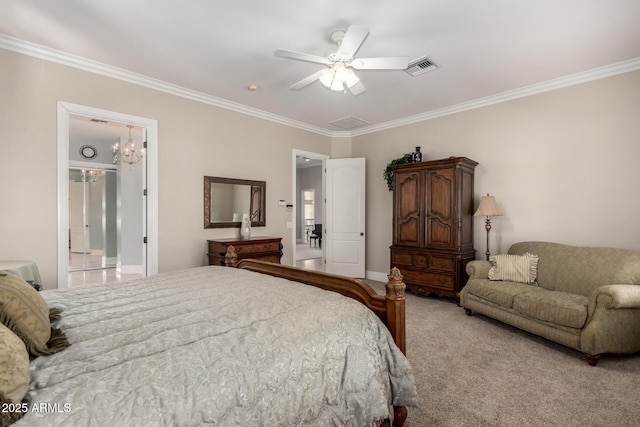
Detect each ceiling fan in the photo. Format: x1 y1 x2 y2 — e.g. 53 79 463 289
274 25 410 95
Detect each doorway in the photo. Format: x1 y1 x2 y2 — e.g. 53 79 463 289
68 167 117 273
292 150 328 271
57 102 158 288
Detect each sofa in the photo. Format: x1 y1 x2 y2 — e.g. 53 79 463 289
460 241 640 365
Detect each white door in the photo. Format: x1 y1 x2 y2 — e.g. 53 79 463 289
69 181 89 254
324 158 366 277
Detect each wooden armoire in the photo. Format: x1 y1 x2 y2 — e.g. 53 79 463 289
390 157 477 299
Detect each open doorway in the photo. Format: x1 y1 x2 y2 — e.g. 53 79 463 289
58 102 158 288
68 167 117 273
292 150 328 272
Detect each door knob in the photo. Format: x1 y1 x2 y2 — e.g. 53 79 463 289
360 232 364 236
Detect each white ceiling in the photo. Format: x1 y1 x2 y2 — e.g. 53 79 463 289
2 0 640 135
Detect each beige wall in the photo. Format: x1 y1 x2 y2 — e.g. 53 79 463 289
0 48 331 289
353 70 640 274
3 47 639 287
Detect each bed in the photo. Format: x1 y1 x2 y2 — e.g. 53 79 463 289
6 255 417 426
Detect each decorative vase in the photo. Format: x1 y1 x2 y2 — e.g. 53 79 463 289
413 146 422 162
240 213 251 239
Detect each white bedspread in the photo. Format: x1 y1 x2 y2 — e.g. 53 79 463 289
17 266 417 426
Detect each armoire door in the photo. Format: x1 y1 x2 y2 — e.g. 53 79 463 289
393 169 422 247
425 167 456 249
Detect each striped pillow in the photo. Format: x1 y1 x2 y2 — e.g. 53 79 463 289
488 253 539 285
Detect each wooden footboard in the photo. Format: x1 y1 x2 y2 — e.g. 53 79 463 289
225 246 409 426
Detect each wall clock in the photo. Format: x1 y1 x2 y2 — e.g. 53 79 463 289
79 145 97 159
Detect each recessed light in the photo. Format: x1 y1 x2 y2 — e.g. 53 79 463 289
247 84 258 91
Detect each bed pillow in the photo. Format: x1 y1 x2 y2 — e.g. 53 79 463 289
488 253 539 285
0 271 69 356
0 322 29 426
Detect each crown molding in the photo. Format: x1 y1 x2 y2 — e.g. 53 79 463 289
351 57 640 136
2 34 639 139
0 34 333 137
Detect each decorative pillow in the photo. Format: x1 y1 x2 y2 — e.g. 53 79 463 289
0 271 69 356
0 323 29 403
0 322 30 426
488 253 539 285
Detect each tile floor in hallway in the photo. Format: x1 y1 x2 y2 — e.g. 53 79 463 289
69 244 327 287
68 253 142 287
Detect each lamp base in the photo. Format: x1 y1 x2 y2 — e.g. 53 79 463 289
485 217 492 261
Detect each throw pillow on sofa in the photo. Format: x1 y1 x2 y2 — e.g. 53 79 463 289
488 252 539 285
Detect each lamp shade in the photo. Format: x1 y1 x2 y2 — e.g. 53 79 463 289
474 194 502 217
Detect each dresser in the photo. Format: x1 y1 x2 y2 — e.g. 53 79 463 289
207 236 283 265
390 157 477 299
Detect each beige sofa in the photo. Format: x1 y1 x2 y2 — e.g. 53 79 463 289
460 241 640 365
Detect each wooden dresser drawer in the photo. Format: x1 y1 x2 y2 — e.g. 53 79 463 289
232 241 280 255
207 236 282 266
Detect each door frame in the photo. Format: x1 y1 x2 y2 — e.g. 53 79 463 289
57 102 158 288
291 149 329 267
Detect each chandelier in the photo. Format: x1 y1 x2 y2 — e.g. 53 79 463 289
81 170 101 183
113 125 144 166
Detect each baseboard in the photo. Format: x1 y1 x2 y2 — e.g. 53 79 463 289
365 270 389 283
120 264 144 274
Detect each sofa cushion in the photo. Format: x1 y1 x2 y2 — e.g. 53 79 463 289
509 242 640 296
463 279 544 308
488 253 539 285
513 290 589 329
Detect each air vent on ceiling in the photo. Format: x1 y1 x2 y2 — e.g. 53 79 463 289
404 56 437 77
329 116 370 130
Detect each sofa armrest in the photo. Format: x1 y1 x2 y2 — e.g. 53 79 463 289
582 284 640 355
589 284 640 310
466 260 492 280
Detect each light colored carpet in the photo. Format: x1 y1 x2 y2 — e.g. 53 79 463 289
364 281 640 426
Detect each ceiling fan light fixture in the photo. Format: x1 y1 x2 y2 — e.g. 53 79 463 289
330 79 343 91
319 64 360 92
319 69 334 88
276 24 410 96
344 69 360 88
333 63 349 82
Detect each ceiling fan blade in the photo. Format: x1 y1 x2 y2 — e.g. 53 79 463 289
274 49 332 65
337 25 369 58
348 80 366 96
290 69 328 90
350 56 410 70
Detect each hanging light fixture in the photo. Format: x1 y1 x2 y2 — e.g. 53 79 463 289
319 62 360 92
80 169 101 183
113 125 144 166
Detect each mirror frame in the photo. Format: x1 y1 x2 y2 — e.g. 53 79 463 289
204 176 266 228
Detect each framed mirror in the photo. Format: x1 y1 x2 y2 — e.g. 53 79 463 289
204 176 266 228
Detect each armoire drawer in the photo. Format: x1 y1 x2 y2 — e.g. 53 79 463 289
392 249 456 273
391 250 414 267
402 270 455 291
429 254 456 271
